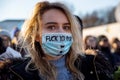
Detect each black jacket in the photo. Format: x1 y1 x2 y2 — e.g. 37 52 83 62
1 53 114 80
81 54 114 80
9 58 40 80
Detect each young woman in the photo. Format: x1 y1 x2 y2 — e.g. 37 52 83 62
84 35 98 50
9 1 84 80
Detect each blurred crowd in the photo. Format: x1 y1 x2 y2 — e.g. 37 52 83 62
0 28 27 58
84 35 120 80
84 35 120 67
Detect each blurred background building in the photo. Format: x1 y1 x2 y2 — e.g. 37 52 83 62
0 20 24 31
83 2 120 41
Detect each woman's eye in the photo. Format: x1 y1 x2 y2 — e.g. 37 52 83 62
63 26 70 30
47 25 56 30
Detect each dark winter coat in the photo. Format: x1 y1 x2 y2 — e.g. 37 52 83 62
81 53 114 80
0 53 114 80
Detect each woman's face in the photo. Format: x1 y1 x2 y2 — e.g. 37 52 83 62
99 38 109 47
41 9 71 34
38 9 72 60
86 37 97 48
1 36 11 48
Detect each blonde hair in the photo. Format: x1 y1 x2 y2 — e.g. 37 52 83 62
19 1 84 80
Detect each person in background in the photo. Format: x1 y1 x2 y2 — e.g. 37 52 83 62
0 37 22 80
111 38 120 68
76 15 114 80
75 15 83 36
8 1 84 80
0 36 22 60
0 29 22 60
97 35 114 67
0 29 12 48
12 27 20 48
84 35 98 50
11 27 27 57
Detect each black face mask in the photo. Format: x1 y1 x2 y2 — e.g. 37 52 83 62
86 45 97 50
115 47 120 54
99 46 110 52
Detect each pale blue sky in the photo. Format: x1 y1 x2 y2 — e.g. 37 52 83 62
0 0 120 21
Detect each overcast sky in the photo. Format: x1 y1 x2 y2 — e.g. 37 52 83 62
0 0 120 21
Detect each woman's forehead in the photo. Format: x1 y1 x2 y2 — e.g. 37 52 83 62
41 9 69 23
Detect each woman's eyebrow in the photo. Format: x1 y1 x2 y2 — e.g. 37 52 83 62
45 22 57 25
45 22 70 25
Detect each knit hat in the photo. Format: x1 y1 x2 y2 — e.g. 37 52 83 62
0 29 11 39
